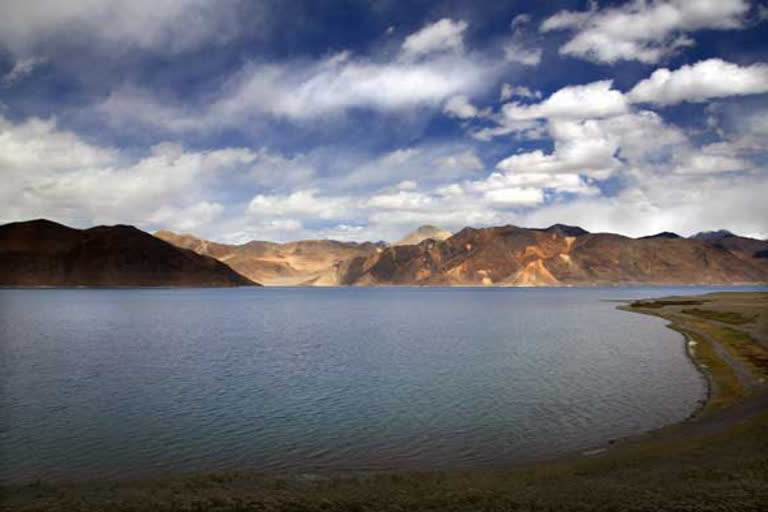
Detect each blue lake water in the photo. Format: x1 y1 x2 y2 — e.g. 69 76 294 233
1 286 764 482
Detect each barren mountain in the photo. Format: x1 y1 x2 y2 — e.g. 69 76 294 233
337 224 768 286
394 225 453 246
0 220 257 287
154 230 381 286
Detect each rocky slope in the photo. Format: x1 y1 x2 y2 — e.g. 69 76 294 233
394 225 453 246
0 220 257 287
154 230 381 286
337 224 768 286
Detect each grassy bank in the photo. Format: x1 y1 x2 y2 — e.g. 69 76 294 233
3 292 767 511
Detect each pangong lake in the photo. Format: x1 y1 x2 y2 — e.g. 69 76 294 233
1 286 764 483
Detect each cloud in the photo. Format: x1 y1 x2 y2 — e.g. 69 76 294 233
248 190 352 220
500 84 541 101
0 112 310 239
97 50 492 128
401 18 468 58
334 145 484 190
627 58 768 105
673 142 751 174
484 187 544 206
502 11 543 66
502 80 628 121
0 0 243 55
2 57 45 85
496 118 623 180
541 0 751 64
443 95 482 118
503 42 543 66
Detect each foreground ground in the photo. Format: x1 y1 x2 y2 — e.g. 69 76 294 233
2 292 767 511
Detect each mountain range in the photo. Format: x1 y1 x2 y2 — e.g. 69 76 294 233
2 219 767 287
159 223 768 287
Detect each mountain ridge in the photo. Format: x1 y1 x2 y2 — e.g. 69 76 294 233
158 223 768 286
4 219 767 287
0 219 257 287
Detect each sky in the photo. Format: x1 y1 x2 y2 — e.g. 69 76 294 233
1 0 767 243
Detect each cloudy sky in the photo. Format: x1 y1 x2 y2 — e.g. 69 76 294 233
1 0 767 243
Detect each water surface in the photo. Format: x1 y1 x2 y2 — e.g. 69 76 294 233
2 286 759 482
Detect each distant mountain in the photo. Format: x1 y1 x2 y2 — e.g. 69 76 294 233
338 225 768 286
535 224 590 237
691 230 735 240
0 220 257 287
640 232 681 239
154 230 381 286
394 225 453 246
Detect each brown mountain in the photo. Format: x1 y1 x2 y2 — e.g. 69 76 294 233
337 224 768 286
154 230 381 286
0 219 257 287
394 225 453 246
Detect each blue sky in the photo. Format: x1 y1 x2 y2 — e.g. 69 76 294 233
1 0 767 242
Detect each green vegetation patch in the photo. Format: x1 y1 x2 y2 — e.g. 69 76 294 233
713 326 768 378
681 308 756 325
631 299 705 309
670 325 745 414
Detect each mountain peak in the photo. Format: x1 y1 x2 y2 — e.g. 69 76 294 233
541 224 589 237
640 231 681 240
691 230 735 241
395 225 452 246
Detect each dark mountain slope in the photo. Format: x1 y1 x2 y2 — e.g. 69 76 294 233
0 220 257 287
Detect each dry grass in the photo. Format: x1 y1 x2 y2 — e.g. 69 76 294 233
681 308 756 325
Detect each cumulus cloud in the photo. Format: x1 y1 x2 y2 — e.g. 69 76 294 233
484 187 544 206
0 113 313 240
401 18 468 58
502 80 628 121
541 0 751 64
496 118 623 180
627 58 768 105
248 190 352 220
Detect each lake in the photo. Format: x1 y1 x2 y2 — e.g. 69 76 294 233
1 286 761 482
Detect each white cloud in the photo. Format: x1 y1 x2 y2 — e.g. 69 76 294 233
502 80 628 121
0 0 242 55
541 0 751 64
334 146 484 190
2 57 45 85
673 142 751 174
248 190 352 220
627 58 768 105
443 95 480 118
0 113 309 240
500 84 541 101
368 190 434 210
503 11 543 66
503 42 542 66
401 18 468 58
98 51 491 127
247 149 316 189
484 187 544 207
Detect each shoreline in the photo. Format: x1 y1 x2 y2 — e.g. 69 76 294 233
3 292 767 511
